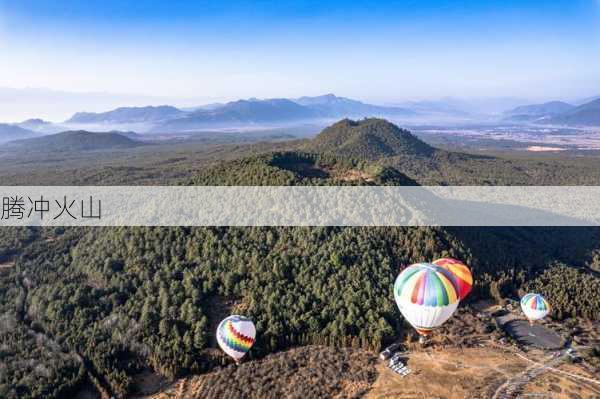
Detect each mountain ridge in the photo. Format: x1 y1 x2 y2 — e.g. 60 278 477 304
0 123 39 144
504 101 574 118
59 94 417 132
293 94 415 117
546 98 600 126
66 105 185 124
6 130 143 152
157 98 317 131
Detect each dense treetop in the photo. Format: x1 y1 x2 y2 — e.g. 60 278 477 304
1 226 598 398
305 118 435 160
188 151 418 186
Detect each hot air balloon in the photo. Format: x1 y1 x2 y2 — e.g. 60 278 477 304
394 263 460 339
520 293 549 325
432 257 473 300
216 315 256 363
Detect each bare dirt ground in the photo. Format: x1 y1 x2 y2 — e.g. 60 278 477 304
521 362 600 399
337 169 375 182
367 347 526 399
366 347 600 399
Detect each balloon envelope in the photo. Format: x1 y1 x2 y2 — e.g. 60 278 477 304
216 315 256 362
432 257 473 300
520 293 549 322
394 263 460 336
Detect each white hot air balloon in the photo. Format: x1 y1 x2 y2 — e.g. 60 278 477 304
520 293 549 325
394 263 460 339
216 315 256 363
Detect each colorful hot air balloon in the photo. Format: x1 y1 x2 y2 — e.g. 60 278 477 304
432 258 473 300
520 293 549 325
216 315 256 363
394 263 460 337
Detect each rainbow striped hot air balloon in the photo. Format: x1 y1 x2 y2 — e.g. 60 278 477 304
394 263 460 337
216 315 256 363
432 258 473 300
520 293 549 324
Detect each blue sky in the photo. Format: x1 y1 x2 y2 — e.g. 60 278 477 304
0 0 599 117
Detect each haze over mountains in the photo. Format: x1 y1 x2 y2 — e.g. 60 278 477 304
56 94 600 130
0 123 40 144
5 130 143 152
62 94 417 133
66 105 186 124
503 101 575 122
1 93 599 146
546 99 600 126
501 98 600 126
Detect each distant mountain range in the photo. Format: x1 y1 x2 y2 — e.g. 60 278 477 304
15 118 65 134
502 98 600 126
504 101 574 122
154 94 416 132
157 98 317 131
0 123 40 144
4 93 600 137
17 118 52 129
546 98 600 126
66 105 185 124
293 93 416 118
56 94 415 132
5 130 143 152
574 95 600 106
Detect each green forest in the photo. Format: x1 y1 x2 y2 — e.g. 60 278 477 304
1 119 600 398
1 225 599 398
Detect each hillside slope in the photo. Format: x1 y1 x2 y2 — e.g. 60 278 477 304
6 130 143 152
505 101 574 117
185 118 600 186
188 151 418 186
503 101 574 122
149 346 377 399
0 123 39 144
4 225 598 398
547 98 600 126
305 118 435 160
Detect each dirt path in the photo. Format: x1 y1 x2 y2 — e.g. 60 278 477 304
492 351 566 399
514 352 600 386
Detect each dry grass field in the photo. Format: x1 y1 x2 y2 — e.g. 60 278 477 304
367 347 600 399
142 345 600 399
